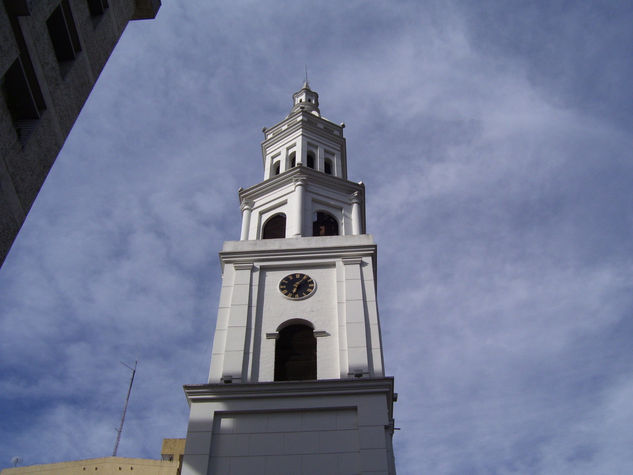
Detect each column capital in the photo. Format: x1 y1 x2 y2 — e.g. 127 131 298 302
234 262 254 271
240 199 254 212
293 177 307 189
342 257 362 266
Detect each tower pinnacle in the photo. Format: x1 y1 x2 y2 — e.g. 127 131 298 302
290 81 320 116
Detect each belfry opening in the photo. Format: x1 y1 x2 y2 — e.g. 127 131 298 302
312 211 338 236
274 323 317 381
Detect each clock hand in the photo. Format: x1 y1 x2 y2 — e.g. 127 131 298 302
293 275 306 289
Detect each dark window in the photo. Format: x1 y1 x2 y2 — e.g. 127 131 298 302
307 152 315 169
324 159 332 175
3 3 46 141
87 0 109 15
273 162 280 175
312 211 338 236
2 59 39 123
47 0 82 63
262 214 286 239
274 324 316 381
289 152 296 168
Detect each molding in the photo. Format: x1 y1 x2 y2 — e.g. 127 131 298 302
233 262 254 271
239 165 363 204
313 330 330 337
342 257 363 265
262 111 344 149
184 377 395 405
221 243 376 264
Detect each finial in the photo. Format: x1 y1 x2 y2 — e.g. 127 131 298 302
304 65 310 89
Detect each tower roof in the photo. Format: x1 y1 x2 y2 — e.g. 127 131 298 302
290 82 320 116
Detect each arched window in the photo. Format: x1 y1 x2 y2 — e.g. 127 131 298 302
273 162 280 175
262 214 286 239
312 211 339 236
274 324 316 381
324 158 332 175
307 151 315 169
289 152 296 168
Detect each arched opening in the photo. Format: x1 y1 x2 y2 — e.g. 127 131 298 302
324 158 332 175
289 152 296 168
262 213 286 239
312 211 339 236
274 324 316 381
307 151 315 169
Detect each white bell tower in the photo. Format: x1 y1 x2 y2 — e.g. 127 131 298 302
181 83 397 475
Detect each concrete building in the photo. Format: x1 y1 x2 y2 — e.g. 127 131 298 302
0 438 185 474
0 0 161 266
182 83 397 474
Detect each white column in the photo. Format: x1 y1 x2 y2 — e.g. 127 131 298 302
342 257 370 377
221 263 254 383
351 192 361 235
292 177 306 237
239 200 253 240
296 134 305 166
317 146 324 172
264 156 271 180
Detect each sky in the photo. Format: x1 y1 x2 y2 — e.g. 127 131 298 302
1 0 633 473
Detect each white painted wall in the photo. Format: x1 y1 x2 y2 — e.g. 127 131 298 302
182 380 396 475
207 236 385 384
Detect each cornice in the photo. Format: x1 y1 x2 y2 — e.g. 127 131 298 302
219 239 377 265
263 111 344 147
184 377 395 404
238 166 364 204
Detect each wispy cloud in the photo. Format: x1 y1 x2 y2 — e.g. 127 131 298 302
1 1 632 472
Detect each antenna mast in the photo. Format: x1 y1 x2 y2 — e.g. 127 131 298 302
113 360 137 457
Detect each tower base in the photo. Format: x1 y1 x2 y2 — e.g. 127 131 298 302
181 378 396 475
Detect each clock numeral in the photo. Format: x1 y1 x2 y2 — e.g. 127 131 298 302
296 273 301 278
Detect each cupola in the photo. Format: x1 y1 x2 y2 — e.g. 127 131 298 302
290 81 320 116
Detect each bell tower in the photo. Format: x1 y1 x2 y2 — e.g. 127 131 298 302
181 84 397 475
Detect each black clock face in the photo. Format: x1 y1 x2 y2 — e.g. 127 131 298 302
279 273 316 300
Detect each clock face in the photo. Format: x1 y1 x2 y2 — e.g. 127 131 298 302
279 273 316 300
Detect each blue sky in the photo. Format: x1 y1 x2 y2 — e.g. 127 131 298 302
1 1 633 473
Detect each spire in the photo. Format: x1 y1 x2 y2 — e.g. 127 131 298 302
290 78 320 117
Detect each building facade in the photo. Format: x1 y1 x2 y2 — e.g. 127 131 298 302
0 438 184 474
0 0 161 266
182 84 397 474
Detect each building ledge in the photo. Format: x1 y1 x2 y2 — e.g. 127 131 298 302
184 377 395 405
222 234 375 253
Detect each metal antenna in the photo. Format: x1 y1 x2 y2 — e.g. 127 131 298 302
113 360 137 457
